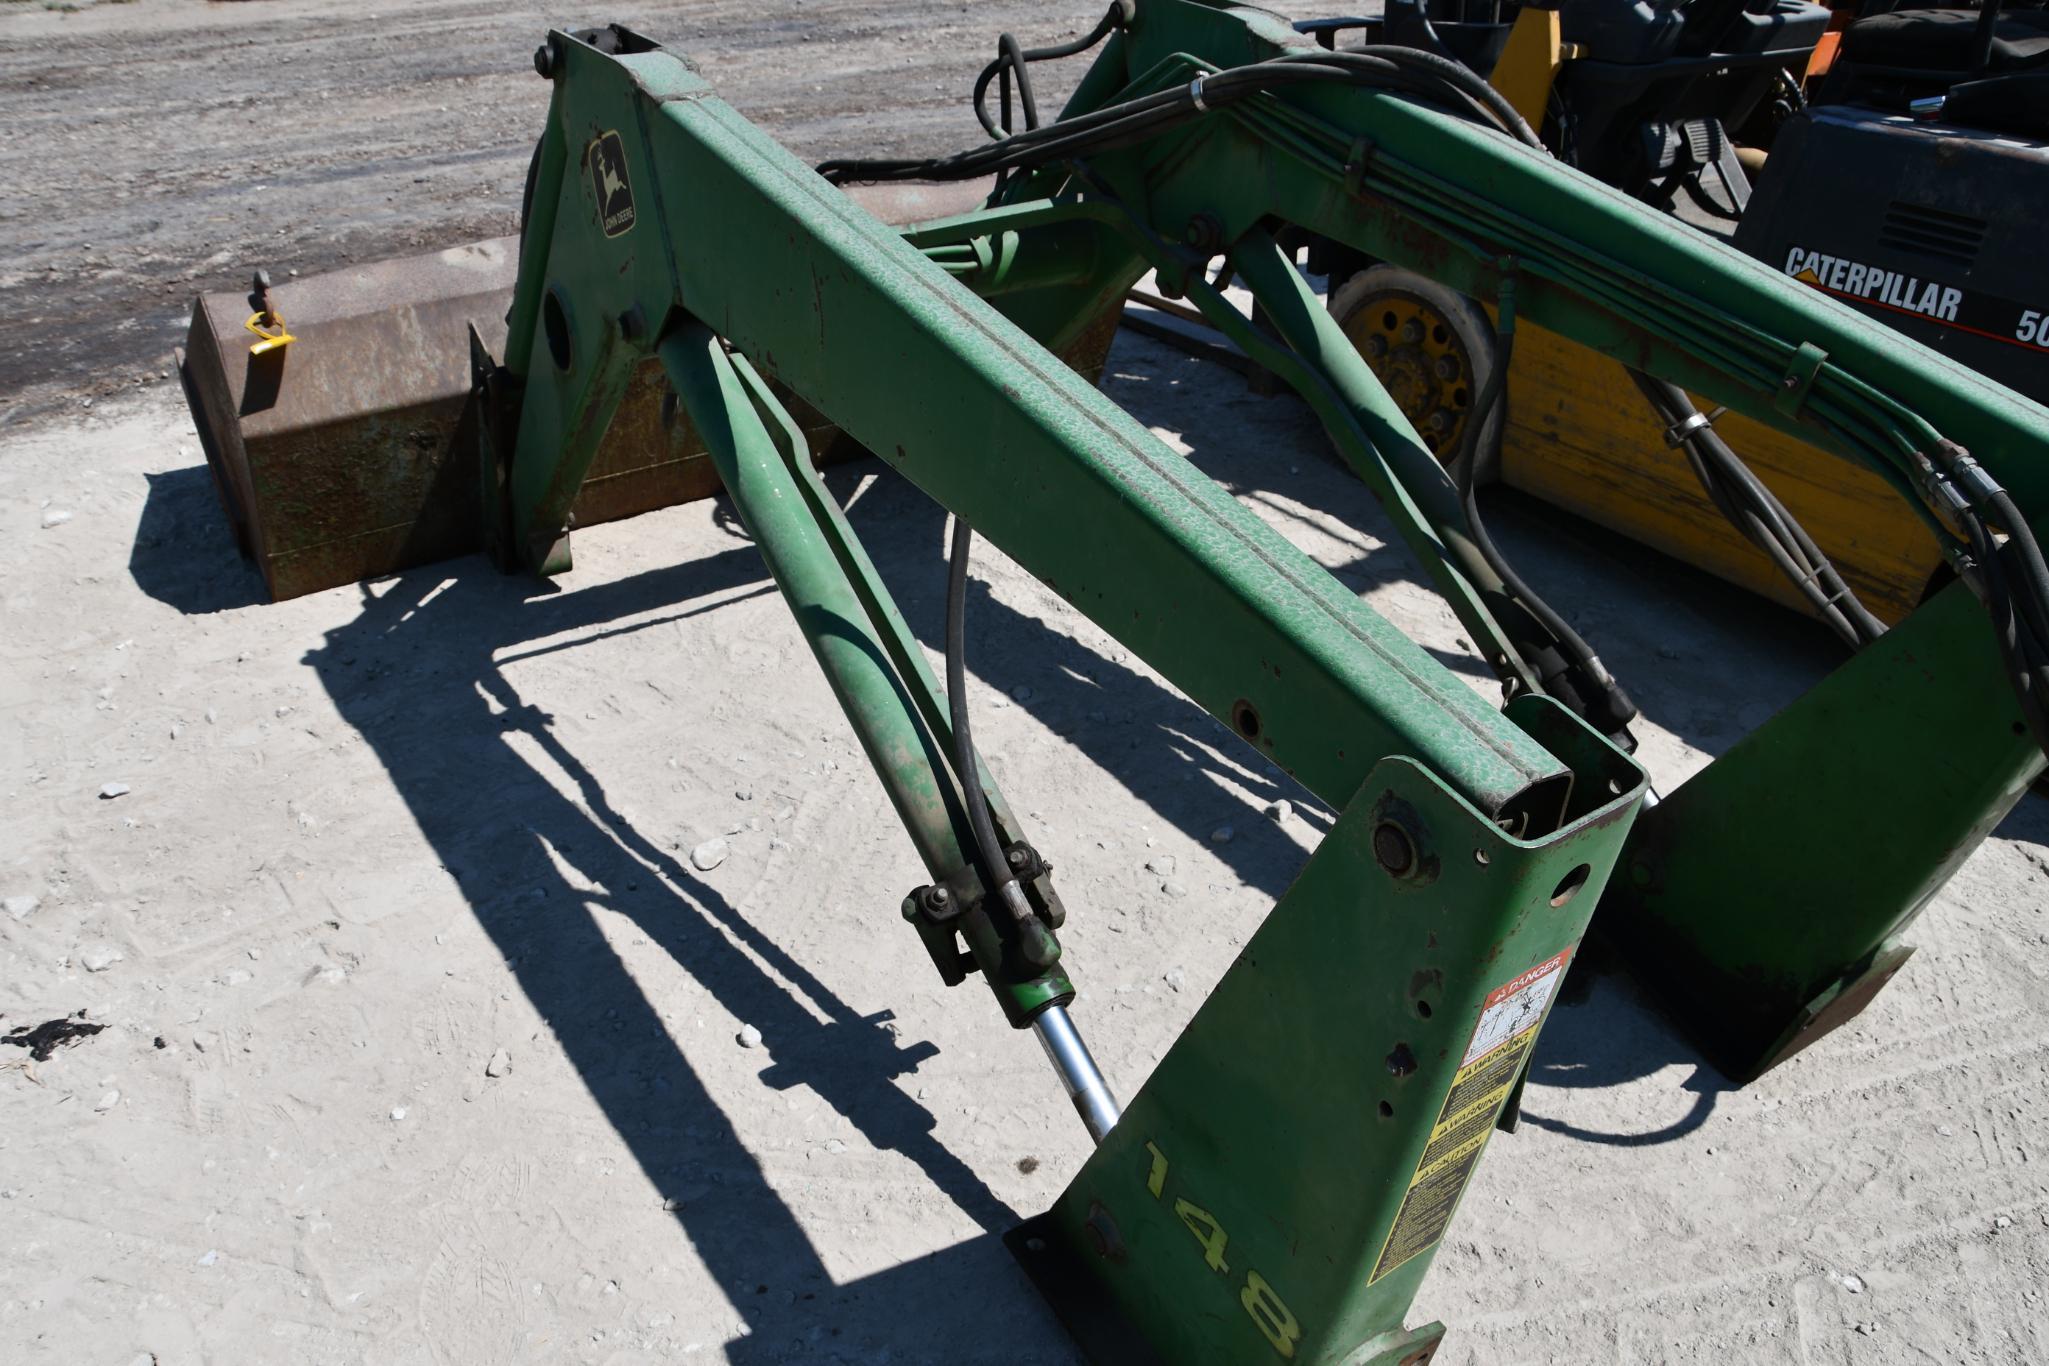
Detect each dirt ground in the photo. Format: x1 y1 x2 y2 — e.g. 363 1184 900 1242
4 2 2049 1365
0 0 1136 422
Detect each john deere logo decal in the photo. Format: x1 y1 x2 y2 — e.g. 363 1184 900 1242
588 130 636 238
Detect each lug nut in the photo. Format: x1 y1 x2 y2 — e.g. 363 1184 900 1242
1433 355 1459 379
1364 335 1388 358
1399 319 1424 343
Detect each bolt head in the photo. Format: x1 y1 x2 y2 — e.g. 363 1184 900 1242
534 42 558 78
1399 320 1424 343
1373 821 1415 876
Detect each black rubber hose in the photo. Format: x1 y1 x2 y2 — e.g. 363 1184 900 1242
1453 284 1632 724
1284 45 1544 149
971 2 1129 140
945 515 1016 900
1987 486 2049 654
1626 369 1887 648
1963 509 2049 756
1002 33 1040 132
822 49 1534 184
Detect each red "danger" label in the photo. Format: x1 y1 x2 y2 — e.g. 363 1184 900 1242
1368 945 1576 1284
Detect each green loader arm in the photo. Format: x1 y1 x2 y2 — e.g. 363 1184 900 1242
478 5 2041 1361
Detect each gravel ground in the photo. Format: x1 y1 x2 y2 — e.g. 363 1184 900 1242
0 0 1130 420
3 3 2047 1365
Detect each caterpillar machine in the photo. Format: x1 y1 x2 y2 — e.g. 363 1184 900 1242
177 1 2049 1361
1305 0 2049 628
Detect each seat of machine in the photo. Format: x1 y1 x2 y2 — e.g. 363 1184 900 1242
1840 6 2049 73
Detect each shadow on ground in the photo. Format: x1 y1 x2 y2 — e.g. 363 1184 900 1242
305 544 1074 1362
123 435 1374 1358
123 326 2048 1355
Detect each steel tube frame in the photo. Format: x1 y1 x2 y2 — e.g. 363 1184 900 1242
503 27 1579 832
656 318 1077 1027
477 5 2047 1356
975 0 2049 1075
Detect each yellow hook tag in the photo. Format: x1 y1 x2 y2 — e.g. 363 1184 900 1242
244 310 295 356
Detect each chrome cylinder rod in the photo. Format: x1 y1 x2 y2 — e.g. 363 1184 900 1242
1032 1003 1121 1144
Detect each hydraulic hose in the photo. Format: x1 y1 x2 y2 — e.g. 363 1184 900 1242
946 513 1121 1139
822 44 1541 185
1626 370 1887 650
944 514 1031 923
1454 272 1637 737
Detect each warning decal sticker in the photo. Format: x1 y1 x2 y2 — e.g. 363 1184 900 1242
1368 947 1573 1284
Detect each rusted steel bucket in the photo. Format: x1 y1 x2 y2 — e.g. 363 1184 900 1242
175 180 1068 602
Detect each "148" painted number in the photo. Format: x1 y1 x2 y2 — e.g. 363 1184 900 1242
1144 1141 1303 1358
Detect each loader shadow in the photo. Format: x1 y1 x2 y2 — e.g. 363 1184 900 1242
126 325 2047 1358
237 435 1431 1356
1512 941 1734 1147
298 548 1083 1362
184 453 1353 1361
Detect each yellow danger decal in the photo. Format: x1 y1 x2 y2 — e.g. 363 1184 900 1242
1368 947 1573 1284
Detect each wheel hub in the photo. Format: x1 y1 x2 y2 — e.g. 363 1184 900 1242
1342 293 1476 460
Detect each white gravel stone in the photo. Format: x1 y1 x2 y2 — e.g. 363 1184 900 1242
736 1023 763 1049
1209 824 1235 844
1144 855 1177 877
1264 799 1292 823
3 894 39 921
41 508 73 528
95 1089 120 1112
485 1047 513 1078
99 782 131 799
690 838 729 871
80 943 124 973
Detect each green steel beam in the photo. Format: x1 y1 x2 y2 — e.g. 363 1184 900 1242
1600 578 2041 1079
497 22 1649 1358
479 6 2046 1358
1015 711 1644 1365
1068 0 2049 525
504 26 1578 833
960 0 2049 1074
658 317 1073 1024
